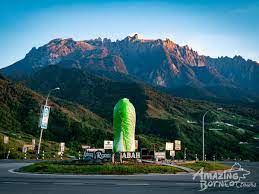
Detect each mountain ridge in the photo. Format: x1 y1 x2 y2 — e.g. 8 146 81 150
1 34 258 102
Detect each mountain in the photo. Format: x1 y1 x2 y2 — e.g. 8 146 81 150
1 35 258 102
23 66 259 161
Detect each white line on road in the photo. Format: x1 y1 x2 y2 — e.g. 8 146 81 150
114 183 150 186
53 182 85 185
8 168 194 177
0 182 29 184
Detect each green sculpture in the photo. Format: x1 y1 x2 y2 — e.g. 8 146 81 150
113 98 136 152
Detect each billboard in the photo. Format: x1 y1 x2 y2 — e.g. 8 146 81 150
135 140 138 150
154 152 166 159
104 140 113 149
4 136 9 144
121 152 140 159
32 139 36 147
175 140 181 151
165 142 174 150
113 98 136 152
84 151 112 161
60 142 65 153
170 150 175 157
86 148 105 153
39 105 50 129
81 145 91 150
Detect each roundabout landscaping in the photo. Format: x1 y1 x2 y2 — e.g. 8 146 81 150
17 161 230 175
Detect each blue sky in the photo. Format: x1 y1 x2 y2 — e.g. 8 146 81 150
1 0 258 68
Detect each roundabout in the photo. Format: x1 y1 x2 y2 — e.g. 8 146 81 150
0 161 258 194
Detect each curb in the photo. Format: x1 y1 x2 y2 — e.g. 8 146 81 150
9 168 194 177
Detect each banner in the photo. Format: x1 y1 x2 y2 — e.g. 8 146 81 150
104 140 113 149
39 105 50 129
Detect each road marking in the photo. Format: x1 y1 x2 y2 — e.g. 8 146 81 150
115 183 150 186
0 181 29 184
8 168 194 177
1 182 13 184
53 182 85 185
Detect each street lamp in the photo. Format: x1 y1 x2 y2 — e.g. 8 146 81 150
37 87 60 158
202 107 222 161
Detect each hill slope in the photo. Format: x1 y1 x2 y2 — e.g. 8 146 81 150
0 74 113 153
24 66 259 160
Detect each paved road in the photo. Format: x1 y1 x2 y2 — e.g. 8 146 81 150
0 160 258 194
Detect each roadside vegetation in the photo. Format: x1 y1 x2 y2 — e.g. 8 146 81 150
180 161 230 171
18 161 231 175
18 161 184 175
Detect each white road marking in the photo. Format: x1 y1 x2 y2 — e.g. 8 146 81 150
8 168 194 177
53 182 85 185
115 183 150 186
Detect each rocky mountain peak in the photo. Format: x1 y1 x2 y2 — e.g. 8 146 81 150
2 34 258 97
124 34 141 42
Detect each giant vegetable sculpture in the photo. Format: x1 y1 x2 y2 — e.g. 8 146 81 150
113 98 136 152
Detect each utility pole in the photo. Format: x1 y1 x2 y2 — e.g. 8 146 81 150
37 87 60 159
202 108 223 161
202 111 209 161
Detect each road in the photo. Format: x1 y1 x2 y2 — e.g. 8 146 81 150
0 160 258 194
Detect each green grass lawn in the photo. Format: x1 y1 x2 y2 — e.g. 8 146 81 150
180 161 230 171
18 162 184 175
18 161 231 175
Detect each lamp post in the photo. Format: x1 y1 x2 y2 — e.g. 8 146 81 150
37 87 60 158
202 108 222 161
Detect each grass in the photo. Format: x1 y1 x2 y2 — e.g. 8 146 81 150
0 132 61 159
18 161 231 175
19 161 184 175
180 161 230 171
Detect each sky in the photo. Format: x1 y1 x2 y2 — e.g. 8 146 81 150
0 0 259 68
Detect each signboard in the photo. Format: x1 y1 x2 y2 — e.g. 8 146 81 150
175 140 181 151
104 140 113 150
81 145 91 150
22 144 34 152
39 105 50 129
135 140 138 150
22 146 28 153
165 142 174 150
170 150 175 157
60 142 65 153
32 139 36 148
4 136 9 144
121 152 141 159
86 148 105 153
84 151 112 161
32 139 36 146
154 152 166 159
